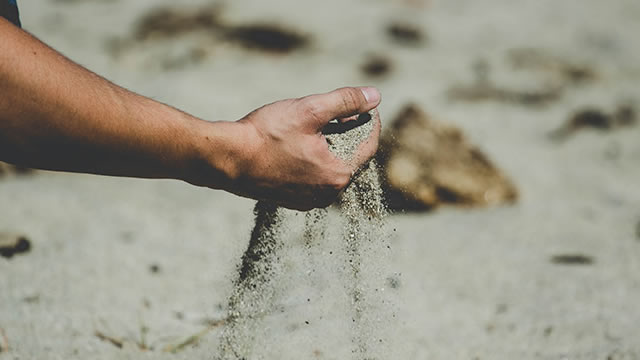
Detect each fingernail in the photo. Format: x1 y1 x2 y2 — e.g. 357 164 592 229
361 87 381 104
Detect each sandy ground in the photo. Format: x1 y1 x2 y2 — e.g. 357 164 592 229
2 0 640 359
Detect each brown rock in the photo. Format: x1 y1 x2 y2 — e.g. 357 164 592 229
0 161 32 177
378 104 518 211
0 162 11 176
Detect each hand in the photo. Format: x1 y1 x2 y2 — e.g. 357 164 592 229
225 87 381 210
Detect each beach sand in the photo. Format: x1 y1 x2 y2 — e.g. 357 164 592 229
1 0 640 358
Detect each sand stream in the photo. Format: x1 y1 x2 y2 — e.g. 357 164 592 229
217 111 396 360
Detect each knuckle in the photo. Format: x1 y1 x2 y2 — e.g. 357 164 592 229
299 98 324 122
339 87 362 112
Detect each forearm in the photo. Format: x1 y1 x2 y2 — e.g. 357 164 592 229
0 18 240 185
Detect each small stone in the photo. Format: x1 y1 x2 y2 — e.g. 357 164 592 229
223 24 309 54
550 254 594 265
361 56 392 77
149 263 161 274
615 104 636 126
550 104 637 141
0 233 32 259
495 303 508 314
386 22 425 45
386 276 400 289
569 109 612 130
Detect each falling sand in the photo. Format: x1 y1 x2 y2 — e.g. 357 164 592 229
218 110 396 360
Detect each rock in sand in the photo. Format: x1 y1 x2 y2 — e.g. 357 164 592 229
378 104 518 211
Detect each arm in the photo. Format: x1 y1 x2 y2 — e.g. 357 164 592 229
0 17 232 182
0 18 381 210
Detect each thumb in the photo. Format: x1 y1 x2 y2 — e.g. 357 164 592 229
297 87 381 130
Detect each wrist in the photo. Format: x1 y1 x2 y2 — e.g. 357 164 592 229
183 119 257 191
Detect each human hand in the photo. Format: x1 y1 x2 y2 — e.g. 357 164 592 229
223 87 381 210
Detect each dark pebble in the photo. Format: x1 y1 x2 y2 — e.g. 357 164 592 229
550 254 594 265
569 109 612 130
386 22 424 45
495 303 508 314
224 24 309 53
361 56 392 77
387 276 401 289
149 263 161 274
615 104 636 126
0 235 32 259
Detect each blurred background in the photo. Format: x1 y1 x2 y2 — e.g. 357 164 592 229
1 0 640 358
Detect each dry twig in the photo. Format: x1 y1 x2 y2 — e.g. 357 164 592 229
163 318 226 353
94 330 124 349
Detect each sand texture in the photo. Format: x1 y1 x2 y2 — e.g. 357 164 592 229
2 0 640 359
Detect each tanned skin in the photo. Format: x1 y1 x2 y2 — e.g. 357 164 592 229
0 18 381 210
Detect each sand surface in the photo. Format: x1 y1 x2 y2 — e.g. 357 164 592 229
2 0 640 359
